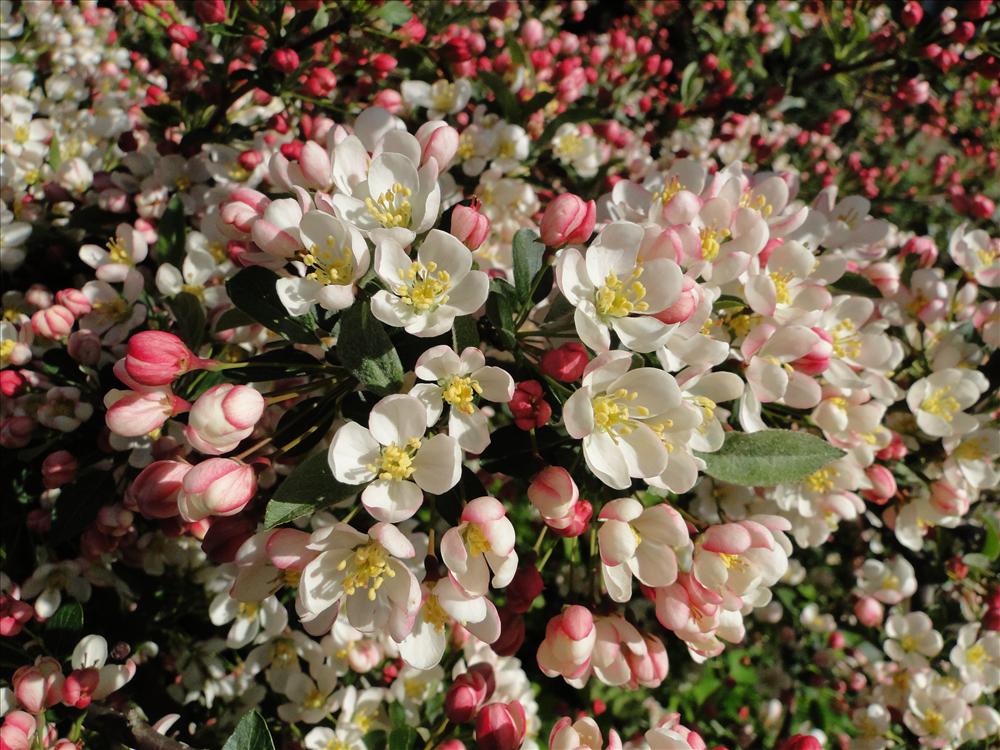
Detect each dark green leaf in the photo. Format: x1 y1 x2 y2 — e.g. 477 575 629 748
142 104 183 128
512 229 545 305
227 348 324 383
214 307 257 331
153 196 186 267
713 295 746 311
695 429 845 487
337 301 404 395
377 0 412 26
166 293 207 349
388 701 407 729
829 271 882 298
485 279 517 350
222 712 275 750
271 395 337 458
480 71 520 122
364 731 388 750
452 315 480 352
388 727 418 750
226 267 319 344
45 602 84 634
264 451 357 528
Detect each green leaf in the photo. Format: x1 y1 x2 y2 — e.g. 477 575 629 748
222 712 275 750
982 514 1000 561
377 0 412 26
480 71 520 122
45 602 84 634
512 229 545 305
679 61 700 107
452 315 479 352
227 348 323 383
337 301 404 395
695 429 845 487
829 271 882 298
226 267 319 344
214 307 256 331
485 279 517 350
388 727 418 750
270 395 337 458
152 196 186 266
712 294 746 311
388 701 407 729
264 451 357 528
364 731 388 750
48 136 61 170
166 292 207 349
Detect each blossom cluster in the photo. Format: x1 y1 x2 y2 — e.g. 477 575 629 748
1 2 998 750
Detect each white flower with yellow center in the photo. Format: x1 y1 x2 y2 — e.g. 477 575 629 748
275 211 370 315
857 557 917 605
277 661 340 724
409 344 514 453
551 122 602 178
563 351 678 489
401 78 473 118
950 624 1000 694
440 496 518 596
555 221 683 353
328 394 461 523
79 222 147 285
370 229 489 338
398 577 500 670
949 222 999 288
743 240 847 324
155 247 229 309
943 428 1000 489
208 592 288 650
885 612 943 670
299 522 422 643
330 124 441 246
906 367 988 438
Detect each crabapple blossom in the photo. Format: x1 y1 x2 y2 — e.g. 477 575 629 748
441 496 518 595
536 605 596 686
328 394 461 522
906 367 989 438
177 458 257 522
410 345 514 453
185 383 265 455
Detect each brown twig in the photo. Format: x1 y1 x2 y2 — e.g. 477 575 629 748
84 704 202 750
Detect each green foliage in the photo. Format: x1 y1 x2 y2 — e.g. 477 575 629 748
336 300 405 395
696 429 845 487
222 712 275 750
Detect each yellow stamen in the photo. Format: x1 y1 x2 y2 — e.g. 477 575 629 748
395 260 451 312
336 541 397 601
366 182 413 228
921 386 960 422
595 264 648 318
442 375 481 415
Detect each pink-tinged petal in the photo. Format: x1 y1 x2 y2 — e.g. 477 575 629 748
560 605 594 640
461 496 507 524
602 562 633 602
266 529 313 569
598 520 638 565
370 522 415 558
440 527 469 574
700 523 752 554
597 497 641 523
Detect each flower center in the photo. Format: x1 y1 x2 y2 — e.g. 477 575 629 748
954 438 985 461
304 686 326 710
423 594 450 632
595 266 648 319
805 466 837 493
337 541 396 601
13 124 29 144
366 182 413 229
396 260 451 312
651 176 682 206
0 339 16 365
368 438 421 481
301 236 354 286
94 296 129 321
740 192 774 217
769 271 794 305
899 634 918 652
463 524 492 556
323 739 349 750
273 640 296 666
966 642 987 666
976 245 997 267
553 132 583 160
922 709 944 736
431 81 458 112
719 552 747 571
442 375 481 415
831 319 861 359
106 237 132 265
181 283 204 299
237 601 259 620
921 386 960 422
700 226 730 262
691 395 716 432
592 388 648 441
282 568 302 588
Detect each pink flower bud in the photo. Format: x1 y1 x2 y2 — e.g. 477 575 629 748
876 431 907 461
128 460 190 519
446 670 490 724
61 668 100 709
520 19 544 48
346 639 383 673
901 1 923 27
270 48 300 74
930 480 971 517
297 141 332 190
506 565 544 613
0 416 35 449
451 201 490 250
475 701 527 750
416 121 460 174
653 275 699 325
509 380 551 431
854 596 884 627
549 499 592 538
31 305 74 339
0 370 25 398
12 658 63 713
437 742 466 750
55 289 91 317
779 735 822 750
528 466 579 520
185 384 264 455
372 89 404 114
861 465 897 504
791 328 833 376
177 458 256 522
537 605 595 680
0 712 36 750
539 342 588 382
125 331 209 386
859 261 899 297
0 596 34 637
901 236 938 267
540 194 596 248
25 285 52 309
106 389 189 439
193 0 226 23
41 451 77 489
67 330 102 366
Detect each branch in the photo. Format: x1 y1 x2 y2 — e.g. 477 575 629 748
84 704 203 750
